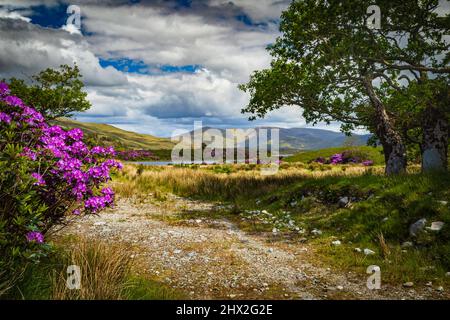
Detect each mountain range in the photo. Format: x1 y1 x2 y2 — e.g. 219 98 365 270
56 119 370 155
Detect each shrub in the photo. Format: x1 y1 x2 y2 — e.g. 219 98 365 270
0 82 122 293
314 149 374 165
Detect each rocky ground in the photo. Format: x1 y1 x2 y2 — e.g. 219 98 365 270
56 195 449 300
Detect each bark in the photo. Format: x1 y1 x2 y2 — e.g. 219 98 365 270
421 106 448 172
363 77 407 175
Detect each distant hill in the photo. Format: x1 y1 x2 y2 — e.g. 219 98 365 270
176 126 371 152
54 119 372 159
54 118 175 159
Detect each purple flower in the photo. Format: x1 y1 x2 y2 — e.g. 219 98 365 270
26 231 44 243
0 112 12 124
0 82 10 95
31 172 46 186
3 95 23 107
67 128 83 141
315 157 326 164
330 153 344 164
84 195 113 213
362 160 374 166
20 147 37 161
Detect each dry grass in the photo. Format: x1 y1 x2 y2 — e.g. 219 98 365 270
112 163 384 202
52 237 132 300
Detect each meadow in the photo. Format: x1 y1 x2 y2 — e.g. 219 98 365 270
112 159 450 288
5 144 450 300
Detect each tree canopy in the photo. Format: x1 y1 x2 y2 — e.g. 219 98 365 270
7 64 91 120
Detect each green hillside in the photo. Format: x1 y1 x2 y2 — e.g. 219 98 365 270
284 146 385 165
54 118 175 159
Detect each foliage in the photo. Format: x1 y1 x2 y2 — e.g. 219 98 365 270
284 146 385 165
7 64 91 120
0 82 121 294
6 236 181 300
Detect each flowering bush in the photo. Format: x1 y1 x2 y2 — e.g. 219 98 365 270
116 149 158 161
0 82 122 273
314 150 374 166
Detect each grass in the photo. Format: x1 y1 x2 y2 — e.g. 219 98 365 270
113 162 450 287
284 146 385 165
6 236 182 300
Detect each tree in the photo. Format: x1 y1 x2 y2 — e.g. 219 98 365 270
240 0 449 174
6 64 91 120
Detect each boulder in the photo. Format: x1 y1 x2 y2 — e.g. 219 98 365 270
409 218 427 237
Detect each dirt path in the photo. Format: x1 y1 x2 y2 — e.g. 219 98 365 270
57 195 447 300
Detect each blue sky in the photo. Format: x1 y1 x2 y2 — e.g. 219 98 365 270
0 0 352 136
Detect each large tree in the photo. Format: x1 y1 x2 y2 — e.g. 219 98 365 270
7 64 91 120
240 0 449 174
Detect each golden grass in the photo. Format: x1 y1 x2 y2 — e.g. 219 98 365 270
52 237 132 300
112 163 385 201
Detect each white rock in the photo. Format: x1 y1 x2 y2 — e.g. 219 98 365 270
354 248 362 253
337 285 344 290
437 286 444 292
338 197 349 208
403 282 414 287
311 229 322 235
268 248 274 253
364 248 375 255
427 221 444 231
173 249 182 254
93 221 106 226
332 240 341 246
437 200 448 206
445 272 450 277
401 241 413 248
272 228 278 234
409 218 427 237
195 219 202 224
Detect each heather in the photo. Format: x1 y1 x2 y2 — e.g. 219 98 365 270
0 82 122 291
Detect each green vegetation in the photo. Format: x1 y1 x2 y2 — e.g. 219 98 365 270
6 236 181 300
240 0 449 174
115 163 450 286
7 64 91 119
55 118 174 159
284 146 385 165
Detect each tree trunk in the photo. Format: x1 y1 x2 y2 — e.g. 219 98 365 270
363 77 407 175
421 106 448 172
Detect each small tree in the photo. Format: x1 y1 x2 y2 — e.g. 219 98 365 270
7 64 91 120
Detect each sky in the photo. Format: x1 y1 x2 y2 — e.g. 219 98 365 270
0 0 448 137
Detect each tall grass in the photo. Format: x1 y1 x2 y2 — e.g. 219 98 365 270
52 237 132 300
5 236 181 300
113 163 384 202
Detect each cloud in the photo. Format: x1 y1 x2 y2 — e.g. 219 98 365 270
0 0 351 136
0 17 127 86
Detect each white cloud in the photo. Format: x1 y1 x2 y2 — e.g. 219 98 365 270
0 0 356 136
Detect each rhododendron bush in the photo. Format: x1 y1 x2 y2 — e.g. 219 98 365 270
0 82 122 269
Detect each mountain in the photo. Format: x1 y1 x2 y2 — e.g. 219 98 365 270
54 119 370 158
176 126 370 152
276 127 370 150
